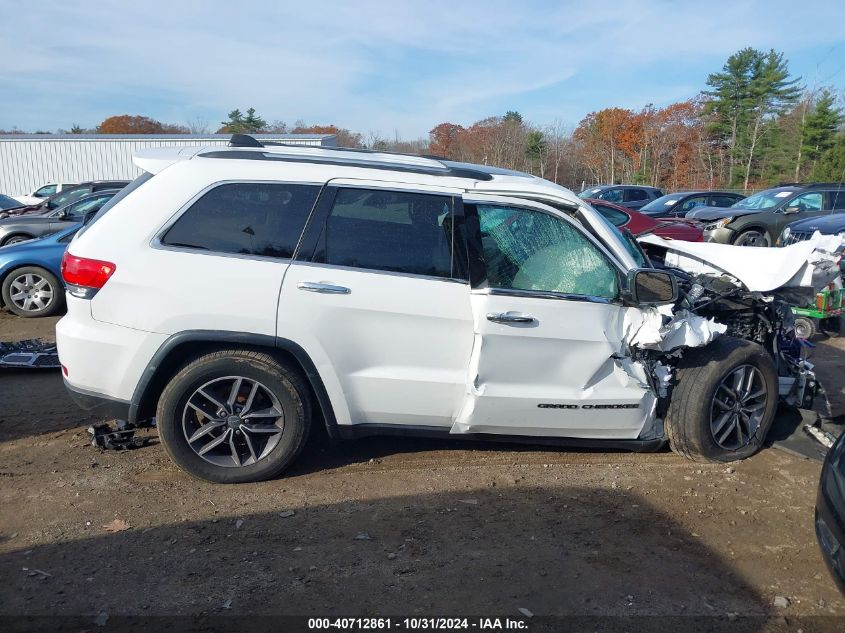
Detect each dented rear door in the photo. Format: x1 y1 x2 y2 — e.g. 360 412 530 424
452 195 655 440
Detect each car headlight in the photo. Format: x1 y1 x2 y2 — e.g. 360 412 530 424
704 217 733 231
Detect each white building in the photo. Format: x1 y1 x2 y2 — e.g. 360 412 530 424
0 133 337 196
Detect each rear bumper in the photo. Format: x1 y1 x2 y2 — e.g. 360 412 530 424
63 378 131 421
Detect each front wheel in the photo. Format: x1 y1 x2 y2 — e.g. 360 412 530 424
1 234 34 247
665 337 778 462
733 229 770 247
156 350 312 483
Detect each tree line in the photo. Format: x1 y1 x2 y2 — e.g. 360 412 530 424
3 47 843 192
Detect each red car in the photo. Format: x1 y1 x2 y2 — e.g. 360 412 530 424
587 198 703 242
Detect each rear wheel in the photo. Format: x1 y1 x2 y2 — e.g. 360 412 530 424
1 266 64 317
1 234 34 247
820 316 841 338
156 350 311 483
665 337 778 462
733 229 770 247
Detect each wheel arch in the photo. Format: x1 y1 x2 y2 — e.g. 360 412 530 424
0 232 36 246
731 224 772 244
131 331 340 438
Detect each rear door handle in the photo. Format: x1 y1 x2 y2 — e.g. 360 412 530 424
486 311 535 324
297 281 350 294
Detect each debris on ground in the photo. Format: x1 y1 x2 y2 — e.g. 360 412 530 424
0 339 60 369
773 596 791 609
102 519 131 533
88 419 156 451
278 510 295 518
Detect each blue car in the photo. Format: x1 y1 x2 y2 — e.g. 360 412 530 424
0 224 80 318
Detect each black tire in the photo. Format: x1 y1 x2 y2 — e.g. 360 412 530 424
820 316 841 338
793 316 817 340
1 266 66 318
665 337 778 463
156 350 311 483
1 234 34 246
732 229 770 247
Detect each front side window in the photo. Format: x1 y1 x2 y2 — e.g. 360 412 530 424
786 192 823 212
64 196 110 219
306 188 463 279
597 188 624 203
162 182 321 257
678 195 708 213
476 204 618 299
46 187 88 210
35 184 57 197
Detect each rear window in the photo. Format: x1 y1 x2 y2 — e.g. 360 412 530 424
162 182 321 258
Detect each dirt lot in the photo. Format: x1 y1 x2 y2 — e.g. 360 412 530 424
1 311 845 629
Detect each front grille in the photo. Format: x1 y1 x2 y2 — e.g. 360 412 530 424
782 231 812 245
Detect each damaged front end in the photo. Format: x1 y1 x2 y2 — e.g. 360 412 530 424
632 233 845 419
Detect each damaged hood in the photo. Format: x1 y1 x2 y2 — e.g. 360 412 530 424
640 232 845 293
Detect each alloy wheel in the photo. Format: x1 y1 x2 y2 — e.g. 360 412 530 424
182 376 285 468
9 273 54 313
710 365 768 450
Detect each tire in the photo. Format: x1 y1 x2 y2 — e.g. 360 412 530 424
820 316 841 338
156 350 312 483
1 234 34 246
733 229 770 247
793 316 817 340
665 337 778 463
1 266 65 318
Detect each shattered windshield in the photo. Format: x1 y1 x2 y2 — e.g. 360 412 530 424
733 188 796 210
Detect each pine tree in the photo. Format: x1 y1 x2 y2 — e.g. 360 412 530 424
812 133 845 182
801 90 842 170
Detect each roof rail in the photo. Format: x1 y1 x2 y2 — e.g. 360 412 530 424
804 182 845 188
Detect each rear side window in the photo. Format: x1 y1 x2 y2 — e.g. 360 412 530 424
625 189 648 202
711 194 740 208
304 188 464 280
831 190 845 209
592 203 629 227
162 183 320 258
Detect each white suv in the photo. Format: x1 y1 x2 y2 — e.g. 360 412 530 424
56 135 839 483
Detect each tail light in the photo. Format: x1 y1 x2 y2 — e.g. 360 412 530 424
61 252 116 299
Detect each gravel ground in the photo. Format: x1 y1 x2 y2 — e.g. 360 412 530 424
1 311 844 629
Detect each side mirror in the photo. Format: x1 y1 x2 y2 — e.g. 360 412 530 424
627 268 678 305
58 209 69 220
783 206 800 215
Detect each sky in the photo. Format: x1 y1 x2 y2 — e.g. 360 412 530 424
1 0 844 138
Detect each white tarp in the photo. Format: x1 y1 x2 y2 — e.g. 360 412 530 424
639 233 844 292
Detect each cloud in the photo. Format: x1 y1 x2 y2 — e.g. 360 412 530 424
0 0 843 135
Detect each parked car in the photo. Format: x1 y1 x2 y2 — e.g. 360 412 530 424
0 180 130 219
0 194 24 211
577 185 664 210
14 182 77 206
686 183 845 246
779 212 845 246
587 198 703 241
816 430 845 592
0 224 80 317
56 135 839 483
0 190 118 246
639 191 745 218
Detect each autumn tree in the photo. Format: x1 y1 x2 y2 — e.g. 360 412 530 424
291 124 364 148
96 115 188 134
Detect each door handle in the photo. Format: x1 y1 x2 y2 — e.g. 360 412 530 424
297 281 350 294
486 311 535 324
